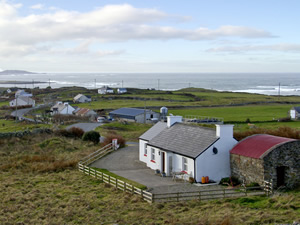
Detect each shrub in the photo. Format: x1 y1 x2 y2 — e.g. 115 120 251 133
101 133 126 148
189 177 195 184
219 176 241 187
69 127 84 138
82 131 100 144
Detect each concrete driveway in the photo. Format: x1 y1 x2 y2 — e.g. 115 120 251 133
66 123 102 132
90 143 220 193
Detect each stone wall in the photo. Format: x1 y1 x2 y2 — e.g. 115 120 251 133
230 154 264 186
0 128 52 139
263 141 300 189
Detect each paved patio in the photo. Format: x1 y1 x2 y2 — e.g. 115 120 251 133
90 143 222 194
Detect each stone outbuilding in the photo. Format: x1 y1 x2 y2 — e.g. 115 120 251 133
230 134 300 189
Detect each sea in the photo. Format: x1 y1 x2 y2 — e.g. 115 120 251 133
1 73 300 96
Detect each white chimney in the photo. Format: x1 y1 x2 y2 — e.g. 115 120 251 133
64 102 69 106
167 115 182 128
216 124 234 138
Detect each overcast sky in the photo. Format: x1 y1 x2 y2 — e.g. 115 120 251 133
0 0 299 73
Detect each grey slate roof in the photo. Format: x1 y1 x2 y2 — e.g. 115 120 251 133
148 123 219 158
139 122 167 141
109 108 148 117
293 106 300 113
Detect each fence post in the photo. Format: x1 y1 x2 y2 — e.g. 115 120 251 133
88 167 90 176
124 182 126 192
108 175 110 184
116 178 118 188
132 185 134 194
141 190 144 199
223 189 225 198
152 193 154 203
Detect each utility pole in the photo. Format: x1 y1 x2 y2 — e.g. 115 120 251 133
144 101 146 124
48 79 51 88
95 79 96 89
158 79 160 90
278 82 281 96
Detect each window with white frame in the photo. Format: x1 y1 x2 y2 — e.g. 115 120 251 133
182 157 188 171
151 148 155 161
144 143 147 155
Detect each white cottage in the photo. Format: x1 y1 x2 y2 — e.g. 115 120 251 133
51 102 75 115
9 96 35 107
290 106 300 120
73 94 91 103
139 116 237 183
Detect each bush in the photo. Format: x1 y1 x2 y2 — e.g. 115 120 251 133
219 176 241 187
101 133 126 148
82 131 100 144
69 127 84 138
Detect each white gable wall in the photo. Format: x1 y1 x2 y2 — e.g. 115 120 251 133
290 109 296 119
139 139 148 162
195 137 237 183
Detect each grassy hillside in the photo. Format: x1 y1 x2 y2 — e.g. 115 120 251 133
0 134 299 224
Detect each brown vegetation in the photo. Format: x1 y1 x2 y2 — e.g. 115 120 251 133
101 132 126 148
234 126 300 141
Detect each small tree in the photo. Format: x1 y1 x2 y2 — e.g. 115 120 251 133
82 131 100 144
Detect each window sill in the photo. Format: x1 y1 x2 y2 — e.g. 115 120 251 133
181 170 188 174
151 160 156 163
144 154 147 157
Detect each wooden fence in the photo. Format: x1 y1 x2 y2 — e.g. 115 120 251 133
152 186 267 203
79 143 114 166
78 164 153 203
78 142 273 203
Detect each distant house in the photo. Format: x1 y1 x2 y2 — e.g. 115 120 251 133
109 107 160 123
6 88 18 94
74 108 97 118
50 102 75 115
15 89 32 98
73 94 91 103
9 96 35 107
98 86 114 94
230 134 300 188
289 106 300 120
117 88 127 94
139 116 237 182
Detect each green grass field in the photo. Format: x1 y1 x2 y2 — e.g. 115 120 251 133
0 120 52 132
169 104 292 122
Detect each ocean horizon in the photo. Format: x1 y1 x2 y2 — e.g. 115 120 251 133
1 72 300 96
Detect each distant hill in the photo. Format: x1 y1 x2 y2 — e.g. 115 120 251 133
0 70 38 75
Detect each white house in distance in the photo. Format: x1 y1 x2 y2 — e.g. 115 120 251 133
73 94 91 103
117 88 127 94
9 96 35 107
98 86 114 94
15 89 32 98
139 116 237 183
289 106 300 120
50 102 75 115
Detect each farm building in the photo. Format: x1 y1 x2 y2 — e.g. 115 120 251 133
98 86 114 94
51 102 75 115
9 96 35 107
117 88 127 94
289 106 300 120
109 108 160 123
230 134 300 188
15 89 32 98
139 116 238 183
73 94 91 103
